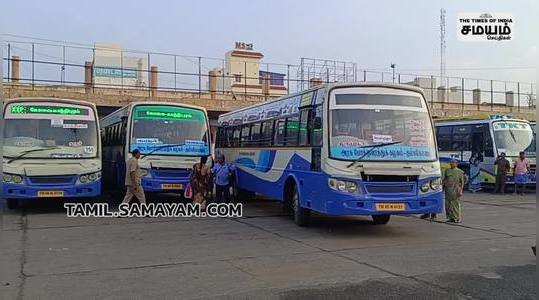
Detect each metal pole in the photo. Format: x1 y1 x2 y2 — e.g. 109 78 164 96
92 47 95 93
244 61 247 96
286 64 290 95
222 59 225 94
398 74 401 84
326 67 329 83
490 80 494 111
198 57 202 98
363 70 366 82
461 77 465 116
430 75 434 106
62 45 66 85
120 50 124 90
147 53 151 97
517 82 520 112
7 43 10 82
531 83 535 108
174 55 177 91
31 43 35 89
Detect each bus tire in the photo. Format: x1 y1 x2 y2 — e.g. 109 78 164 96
291 184 310 226
6 199 19 210
372 215 390 225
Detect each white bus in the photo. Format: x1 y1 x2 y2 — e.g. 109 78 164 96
435 116 536 186
216 83 443 226
2 98 102 209
100 102 211 194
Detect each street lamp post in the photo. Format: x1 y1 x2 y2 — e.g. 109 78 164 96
390 63 396 83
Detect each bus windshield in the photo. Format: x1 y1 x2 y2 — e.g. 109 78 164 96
130 105 210 156
493 121 534 157
3 103 98 159
330 103 436 161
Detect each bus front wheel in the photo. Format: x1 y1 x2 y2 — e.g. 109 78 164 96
6 199 19 210
372 215 390 225
291 185 310 226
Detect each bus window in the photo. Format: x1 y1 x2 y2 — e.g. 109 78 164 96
299 108 310 146
274 119 286 146
311 105 323 146
226 127 234 147
314 88 325 105
261 120 274 147
453 125 471 151
285 116 299 146
250 123 261 146
241 125 251 146
232 127 241 147
436 126 452 151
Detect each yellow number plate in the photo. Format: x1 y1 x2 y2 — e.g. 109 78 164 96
38 191 64 197
376 203 406 211
162 183 183 190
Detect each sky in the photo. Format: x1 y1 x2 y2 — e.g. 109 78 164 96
1 0 537 87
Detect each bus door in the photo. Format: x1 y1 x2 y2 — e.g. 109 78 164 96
472 123 495 183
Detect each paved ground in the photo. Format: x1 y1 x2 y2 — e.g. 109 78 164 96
0 191 536 299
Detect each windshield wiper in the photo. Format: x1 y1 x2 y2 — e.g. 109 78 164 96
5 146 60 163
499 120 517 143
347 140 403 168
140 143 186 158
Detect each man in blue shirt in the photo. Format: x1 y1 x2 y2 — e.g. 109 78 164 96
212 154 236 203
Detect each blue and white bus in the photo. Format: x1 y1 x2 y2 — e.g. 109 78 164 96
216 83 443 226
100 102 211 194
435 116 536 186
2 98 102 209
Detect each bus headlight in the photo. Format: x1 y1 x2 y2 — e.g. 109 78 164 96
78 171 101 184
420 182 430 193
430 178 442 191
329 178 360 194
12 174 23 184
3 173 23 184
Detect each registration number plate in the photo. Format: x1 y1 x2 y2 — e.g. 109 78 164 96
162 183 183 190
38 191 64 197
376 203 406 211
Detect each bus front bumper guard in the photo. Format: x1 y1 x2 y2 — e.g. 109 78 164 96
322 191 444 216
141 178 189 192
2 181 101 199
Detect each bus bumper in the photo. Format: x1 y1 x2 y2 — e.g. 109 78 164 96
141 178 189 192
2 181 101 199
321 191 444 216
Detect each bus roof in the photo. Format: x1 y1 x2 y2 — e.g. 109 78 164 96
434 117 530 126
100 101 208 123
5 97 97 109
218 82 427 121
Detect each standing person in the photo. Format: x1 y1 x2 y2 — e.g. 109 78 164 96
494 152 510 194
190 156 212 209
212 154 235 203
513 151 530 195
443 159 466 223
121 149 146 206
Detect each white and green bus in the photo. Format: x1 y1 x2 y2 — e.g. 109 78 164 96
2 98 102 209
100 102 211 193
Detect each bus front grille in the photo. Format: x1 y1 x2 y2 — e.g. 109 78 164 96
365 184 415 194
28 176 75 185
152 169 191 179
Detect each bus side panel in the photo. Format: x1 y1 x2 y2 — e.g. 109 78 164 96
225 148 314 202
